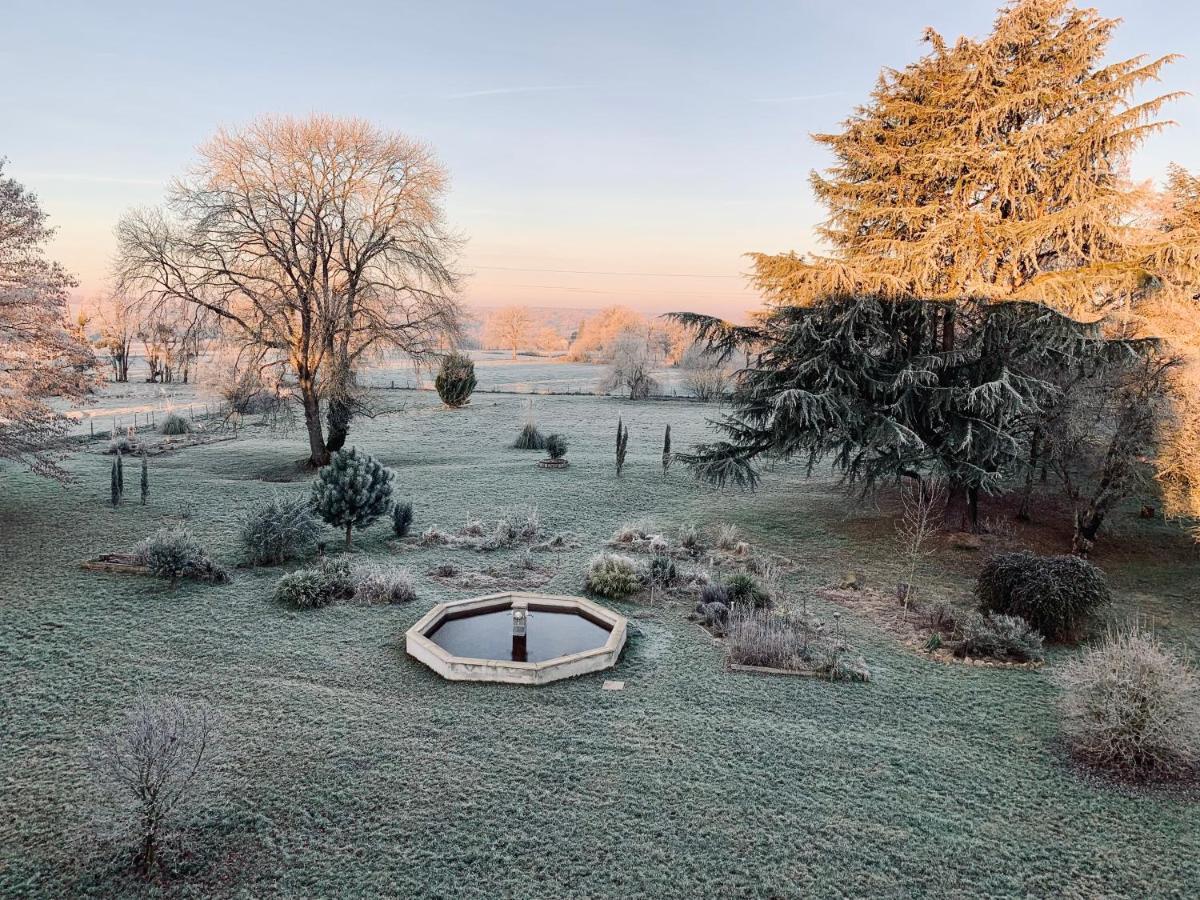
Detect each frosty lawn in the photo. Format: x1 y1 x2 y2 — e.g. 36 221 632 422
1 392 1197 896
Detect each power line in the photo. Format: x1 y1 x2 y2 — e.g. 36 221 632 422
473 264 745 279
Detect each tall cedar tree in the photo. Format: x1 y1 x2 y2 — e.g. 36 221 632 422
674 299 1146 531
685 0 1200 538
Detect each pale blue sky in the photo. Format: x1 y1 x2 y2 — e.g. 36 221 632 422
4 0 1198 319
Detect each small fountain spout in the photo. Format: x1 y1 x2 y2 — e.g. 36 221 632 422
511 601 528 662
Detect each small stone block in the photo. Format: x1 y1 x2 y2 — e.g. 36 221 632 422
602 680 625 691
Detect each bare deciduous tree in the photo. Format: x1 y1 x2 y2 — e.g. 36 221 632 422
0 160 96 478
599 329 660 399
894 477 946 609
483 305 534 358
88 698 218 877
90 293 138 382
116 115 463 467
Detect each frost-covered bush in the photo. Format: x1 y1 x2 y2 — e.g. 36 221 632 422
513 423 546 450
677 523 702 553
715 524 741 550
352 564 417 604
976 551 1110 641
135 527 230 585
649 556 677 585
392 500 414 538
310 447 393 549
159 413 190 436
955 612 1044 662
813 649 873 683
238 494 321 565
1058 626 1200 780
700 582 731 607
724 572 772 609
273 559 354 609
726 610 813 670
611 522 648 545
435 352 477 408
545 433 568 460
421 526 454 547
584 553 643 599
695 601 729 630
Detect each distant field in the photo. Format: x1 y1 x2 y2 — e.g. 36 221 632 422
2 392 1197 897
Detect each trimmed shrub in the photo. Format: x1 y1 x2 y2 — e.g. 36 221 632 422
724 572 772 609
512 423 546 450
238 494 321 565
352 564 417 604
159 413 190 436
135 527 230 585
584 553 643 599
273 559 353 609
955 612 1045 662
310 447 394 549
435 352 477 408
392 500 414 537
976 551 1110 641
1058 626 1200 780
545 434 567 460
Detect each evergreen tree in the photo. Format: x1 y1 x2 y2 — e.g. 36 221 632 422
662 424 671 477
116 451 125 500
310 447 394 548
616 418 629 476
435 353 477 408
110 456 120 507
140 453 149 505
673 299 1144 531
752 0 1181 321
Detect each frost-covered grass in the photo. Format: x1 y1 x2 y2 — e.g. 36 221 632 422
1 391 1198 896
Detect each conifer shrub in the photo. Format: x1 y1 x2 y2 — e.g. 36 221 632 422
955 612 1044 662
238 494 322 565
545 434 567 460
1057 626 1200 781
135 527 230 585
584 553 643 599
976 551 1110 641
435 352 477 408
724 572 772 609
273 559 354 609
159 413 190 436
310 447 394 548
392 500 414 537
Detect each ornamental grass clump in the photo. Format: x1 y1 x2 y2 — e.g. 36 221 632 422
310 447 393 549
584 553 643 599
976 551 1110 641
159 413 190 435
1057 625 1200 781
238 494 322 565
724 571 772 609
351 563 418 604
273 559 354 609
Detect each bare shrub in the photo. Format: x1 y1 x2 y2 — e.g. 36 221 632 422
894 478 945 609
1057 626 1200 781
599 330 660 399
88 698 218 877
682 366 729 402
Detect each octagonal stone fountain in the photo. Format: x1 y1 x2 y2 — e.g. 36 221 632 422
406 591 627 685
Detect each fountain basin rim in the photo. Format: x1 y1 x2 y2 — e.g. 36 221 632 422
406 591 628 685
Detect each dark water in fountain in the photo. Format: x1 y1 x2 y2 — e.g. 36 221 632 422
428 608 611 663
